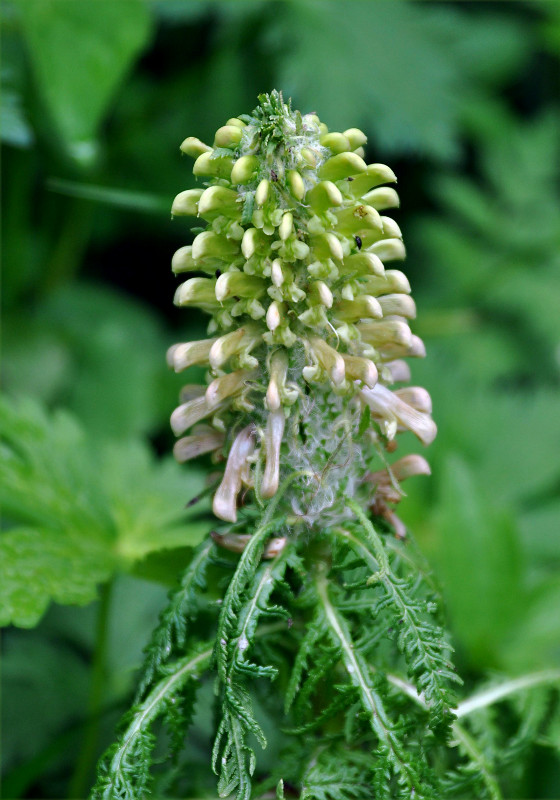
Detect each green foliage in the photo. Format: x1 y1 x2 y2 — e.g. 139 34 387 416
90 490 555 800
135 538 216 700
92 641 213 800
2 282 180 438
92 499 466 799
15 0 151 162
273 0 528 161
431 456 524 667
417 110 560 382
2 0 560 797
343 503 461 729
0 396 210 627
300 747 374 800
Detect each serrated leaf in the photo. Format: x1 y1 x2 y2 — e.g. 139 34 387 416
0 396 211 627
0 527 115 628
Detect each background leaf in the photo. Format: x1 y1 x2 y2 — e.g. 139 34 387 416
16 0 151 161
430 456 525 669
0 396 211 628
1 0 559 794
272 0 528 161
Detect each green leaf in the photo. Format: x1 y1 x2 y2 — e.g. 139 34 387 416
274 1 527 161
16 0 151 160
432 455 525 668
0 5 34 148
418 112 560 380
0 527 115 628
0 79 34 148
0 396 211 627
2 631 90 772
6 281 180 439
149 0 211 23
501 577 560 672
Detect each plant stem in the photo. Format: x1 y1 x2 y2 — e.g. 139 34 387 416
42 197 94 293
68 579 113 799
455 669 560 719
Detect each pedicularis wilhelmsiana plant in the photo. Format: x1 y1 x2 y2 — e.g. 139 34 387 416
92 92 522 799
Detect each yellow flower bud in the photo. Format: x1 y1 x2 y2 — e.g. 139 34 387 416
193 151 233 179
287 170 305 200
231 154 258 184
319 152 367 181
254 179 270 206
213 125 243 148
170 92 437 524
171 188 203 216
180 136 212 157
343 127 367 149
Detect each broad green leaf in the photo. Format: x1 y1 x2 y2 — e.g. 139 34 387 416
3 280 199 441
0 396 211 628
541 0 560 55
149 0 211 23
0 82 34 148
23 282 179 439
0 5 34 147
2 316 71 404
16 0 151 160
98 439 211 561
518 501 560 566
0 528 115 628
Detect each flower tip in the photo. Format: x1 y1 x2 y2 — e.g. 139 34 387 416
391 454 431 481
212 491 238 523
180 136 212 158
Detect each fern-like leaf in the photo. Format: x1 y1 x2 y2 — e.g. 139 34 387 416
135 538 215 700
316 575 436 799
213 531 292 800
301 746 374 800
213 710 256 800
91 642 212 800
342 501 461 731
214 517 284 680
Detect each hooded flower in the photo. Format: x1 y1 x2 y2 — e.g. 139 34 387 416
168 91 436 527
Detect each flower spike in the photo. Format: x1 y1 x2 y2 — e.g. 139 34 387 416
168 91 437 527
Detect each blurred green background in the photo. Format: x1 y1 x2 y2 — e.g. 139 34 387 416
1 0 560 797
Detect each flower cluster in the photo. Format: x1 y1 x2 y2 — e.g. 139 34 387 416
168 91 435 531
